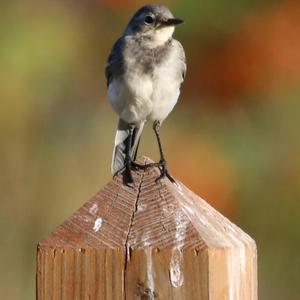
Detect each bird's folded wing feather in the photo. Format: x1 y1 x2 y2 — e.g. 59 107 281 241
111 119 145 175
105 38 124 87
174 39 187 82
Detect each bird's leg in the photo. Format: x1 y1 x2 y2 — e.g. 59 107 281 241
153 120 176 183
124 124 135 184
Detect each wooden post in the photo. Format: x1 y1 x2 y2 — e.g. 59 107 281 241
37 157 257 300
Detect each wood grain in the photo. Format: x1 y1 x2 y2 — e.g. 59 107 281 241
37 157 257 300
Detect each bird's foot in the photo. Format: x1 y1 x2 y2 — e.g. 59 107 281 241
155 159 176 184
130 159 176 184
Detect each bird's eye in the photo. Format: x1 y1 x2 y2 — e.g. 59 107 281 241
144 15 154 25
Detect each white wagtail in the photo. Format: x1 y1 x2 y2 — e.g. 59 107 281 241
105 4 186 183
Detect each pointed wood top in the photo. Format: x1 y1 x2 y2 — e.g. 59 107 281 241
39 157 255 251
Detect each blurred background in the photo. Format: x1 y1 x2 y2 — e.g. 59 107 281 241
1 0 300 298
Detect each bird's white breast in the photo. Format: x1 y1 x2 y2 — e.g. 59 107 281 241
108 72 153 124
149 43 181 122
108 38 182 124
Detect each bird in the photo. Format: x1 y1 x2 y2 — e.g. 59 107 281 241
105 4 186 183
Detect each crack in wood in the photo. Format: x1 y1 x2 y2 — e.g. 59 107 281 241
123 163 146 300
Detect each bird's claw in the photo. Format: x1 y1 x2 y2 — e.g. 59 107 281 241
118 158 175 185
155 160 176 183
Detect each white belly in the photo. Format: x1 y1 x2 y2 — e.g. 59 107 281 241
108 73 153 124
108 46 181 124
148 52 181 122
149 72 180 122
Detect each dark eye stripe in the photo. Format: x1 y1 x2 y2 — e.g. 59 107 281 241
144 15 154 25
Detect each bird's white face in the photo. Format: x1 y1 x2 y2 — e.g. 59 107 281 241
153 26 175 46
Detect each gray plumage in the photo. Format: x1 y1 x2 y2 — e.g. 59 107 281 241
106 4 186 175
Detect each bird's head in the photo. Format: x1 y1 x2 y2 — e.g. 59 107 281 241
124 4 183 46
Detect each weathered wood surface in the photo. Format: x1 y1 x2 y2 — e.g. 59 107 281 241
37 157 257 300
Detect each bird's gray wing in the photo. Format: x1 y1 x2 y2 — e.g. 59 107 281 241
105 37 125 87
174 39 186 82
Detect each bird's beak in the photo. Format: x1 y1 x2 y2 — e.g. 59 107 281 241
161 18 184 26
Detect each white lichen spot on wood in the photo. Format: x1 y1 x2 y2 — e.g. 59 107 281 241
169 209 187 288
89 203 98 214
93 217 102 232
146 248 155 296
137 203 147 212
170 248 184 288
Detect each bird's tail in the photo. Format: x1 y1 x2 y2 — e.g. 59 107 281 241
111 119 144 175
